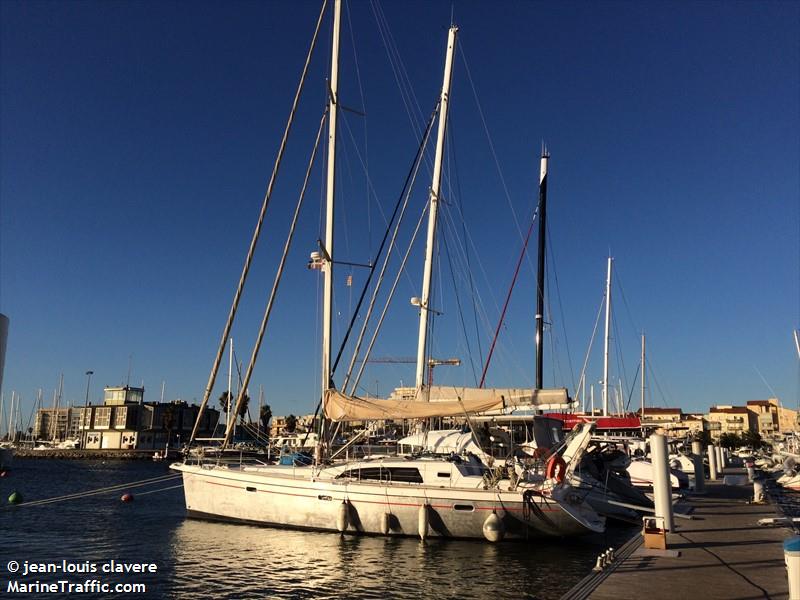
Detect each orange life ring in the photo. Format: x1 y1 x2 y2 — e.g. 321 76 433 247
545 454 567 483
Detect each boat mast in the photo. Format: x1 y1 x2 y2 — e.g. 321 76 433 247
602 257 612 416
641 332 646 420
535 150 549 390
227 337 233 431
322 0 341 398
415 25 458 391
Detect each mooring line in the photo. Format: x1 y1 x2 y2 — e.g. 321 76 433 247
4 473 182 508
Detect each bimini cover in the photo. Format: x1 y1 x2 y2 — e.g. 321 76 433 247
323 386 569 422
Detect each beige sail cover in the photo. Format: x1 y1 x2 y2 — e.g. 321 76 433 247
323 386 569 422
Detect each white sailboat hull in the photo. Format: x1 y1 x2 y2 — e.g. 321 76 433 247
173 461 603 540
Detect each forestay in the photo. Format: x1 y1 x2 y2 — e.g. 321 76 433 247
323 386 569 421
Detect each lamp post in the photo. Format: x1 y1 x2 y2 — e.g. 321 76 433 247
82 370 93 449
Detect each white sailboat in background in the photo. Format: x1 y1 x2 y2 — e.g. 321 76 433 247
173 0 603 541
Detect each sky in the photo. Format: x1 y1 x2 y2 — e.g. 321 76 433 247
1 0 798 424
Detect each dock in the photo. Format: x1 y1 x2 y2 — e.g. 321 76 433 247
564 470 793 600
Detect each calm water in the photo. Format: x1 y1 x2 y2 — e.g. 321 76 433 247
0 459 636 599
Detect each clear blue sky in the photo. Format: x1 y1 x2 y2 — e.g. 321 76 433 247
1 0 798 422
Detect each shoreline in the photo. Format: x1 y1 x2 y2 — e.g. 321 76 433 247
10 449 177 461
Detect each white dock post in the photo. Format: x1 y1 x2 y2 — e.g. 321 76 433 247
753 479 765 503
785 537 800 600
715 446 724 474
650 433 675 531
691 440 705 493
708 444 718 480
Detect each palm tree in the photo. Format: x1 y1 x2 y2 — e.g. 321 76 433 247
218 391 233 414
162 404 177 450
237 393 250 422
285 414 297 433
259 404 273 437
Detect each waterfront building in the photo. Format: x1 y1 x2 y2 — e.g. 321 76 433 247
34 385 219 450
639 407 683 434
746 398 798 437
33 407 83 441
705 405 755 440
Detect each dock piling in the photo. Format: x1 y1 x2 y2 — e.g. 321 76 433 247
708 445 718 480
650 433 675 531
691 441 705 493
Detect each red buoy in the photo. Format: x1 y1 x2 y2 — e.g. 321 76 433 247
120 493 134 503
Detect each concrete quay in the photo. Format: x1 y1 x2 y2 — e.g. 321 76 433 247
564 470 793 600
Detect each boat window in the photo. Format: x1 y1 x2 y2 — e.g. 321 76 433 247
437 472 450 478
337 467 423 484
453 504 474 512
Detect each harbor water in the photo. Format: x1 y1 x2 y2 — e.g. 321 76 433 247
1 459 636 599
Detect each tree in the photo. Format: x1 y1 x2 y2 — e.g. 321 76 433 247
260 404 273 436
218 391 250 422
691 429 712 448
718 432 741 449
237 393 250 422
218 391 233 415
285 414 297 433
742 429 764 450
162 404 177 448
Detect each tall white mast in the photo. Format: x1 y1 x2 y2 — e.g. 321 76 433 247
415 25 459 391
227 337 233 427
641 332 646 420
602 257 613 416
322 0 341 397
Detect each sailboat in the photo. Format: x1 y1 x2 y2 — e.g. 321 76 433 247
173 1 603 541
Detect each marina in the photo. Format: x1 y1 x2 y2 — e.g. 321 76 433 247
0 0 797 598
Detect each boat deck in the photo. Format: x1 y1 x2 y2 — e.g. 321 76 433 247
563 468 792 600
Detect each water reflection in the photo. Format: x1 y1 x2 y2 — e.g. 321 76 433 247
2 460 635 600
166 516 633 599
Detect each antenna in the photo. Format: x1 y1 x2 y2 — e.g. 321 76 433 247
126 354 133 387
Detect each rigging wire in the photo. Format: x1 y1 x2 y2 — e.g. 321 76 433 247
546 222 577 391
189 0 329 446
369 1 426 136
441 224 479 385
611 309 629 413
223 112 328 449
339 103 439 389
445 122 484 382
575 291 606 402
479 206 538 387
344 0 370 255
350 201 430 394
458 43 533 259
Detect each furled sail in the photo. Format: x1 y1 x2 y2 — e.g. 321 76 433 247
323 386 569 422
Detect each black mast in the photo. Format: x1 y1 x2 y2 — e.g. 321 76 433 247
535 149 549 390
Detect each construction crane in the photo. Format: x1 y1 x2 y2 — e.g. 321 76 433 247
359 357 461 387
